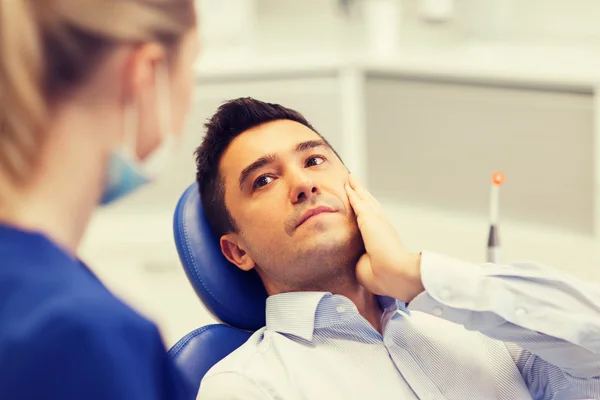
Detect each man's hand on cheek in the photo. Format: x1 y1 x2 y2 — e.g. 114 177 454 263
345 175 424 303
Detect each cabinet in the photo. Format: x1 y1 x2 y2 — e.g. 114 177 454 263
366 76 595 234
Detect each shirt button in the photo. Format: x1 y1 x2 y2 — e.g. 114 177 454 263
516 308 527 318
432 307 443 317
439 288 451 300
336 305 346 313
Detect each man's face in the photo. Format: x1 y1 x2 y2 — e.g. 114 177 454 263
219 120 363 293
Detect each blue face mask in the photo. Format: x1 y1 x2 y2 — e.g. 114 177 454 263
99 152 151 205
99 63 176 206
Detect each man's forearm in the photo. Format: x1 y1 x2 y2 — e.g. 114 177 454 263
406 252 600 397
409 252 600 351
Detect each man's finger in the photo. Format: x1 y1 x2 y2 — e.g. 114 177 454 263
348 174 368 199
349 174 382 212
345 184 365 215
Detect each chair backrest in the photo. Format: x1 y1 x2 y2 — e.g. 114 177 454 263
170 183 268 392
167 325 252 392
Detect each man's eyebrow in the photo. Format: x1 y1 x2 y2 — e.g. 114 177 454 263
238 139 332 190
239 153 278 190
295 139 330 153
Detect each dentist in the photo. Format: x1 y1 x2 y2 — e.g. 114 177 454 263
0 0 200 399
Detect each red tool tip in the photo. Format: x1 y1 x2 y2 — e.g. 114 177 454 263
492 172 505 186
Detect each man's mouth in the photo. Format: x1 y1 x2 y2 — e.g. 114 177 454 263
296 206 336 227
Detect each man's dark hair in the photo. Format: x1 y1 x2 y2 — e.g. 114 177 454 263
194 97 339 239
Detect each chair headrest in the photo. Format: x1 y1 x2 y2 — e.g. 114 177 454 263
173 183 267 331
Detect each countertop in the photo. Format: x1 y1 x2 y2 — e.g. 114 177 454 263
195 41 600 90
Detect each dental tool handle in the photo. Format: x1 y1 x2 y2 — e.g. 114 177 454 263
487 172 505 264
487 225 500 263
490 184 499 225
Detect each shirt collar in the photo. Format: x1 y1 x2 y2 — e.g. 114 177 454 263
266 292 408 341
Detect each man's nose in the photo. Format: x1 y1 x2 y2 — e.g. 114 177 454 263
290 176 320 204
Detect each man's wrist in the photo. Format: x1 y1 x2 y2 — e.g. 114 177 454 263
407 252 425 302
391 252 425 303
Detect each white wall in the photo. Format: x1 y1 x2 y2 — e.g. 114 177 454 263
458 0 600 43
251 0 600 46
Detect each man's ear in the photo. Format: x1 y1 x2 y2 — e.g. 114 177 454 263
220 233 256 272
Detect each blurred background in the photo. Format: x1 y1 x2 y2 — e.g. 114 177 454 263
79 0 600 346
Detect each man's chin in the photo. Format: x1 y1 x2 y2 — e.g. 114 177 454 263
300 231 362 258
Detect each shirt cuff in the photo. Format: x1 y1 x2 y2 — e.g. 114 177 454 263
409 251 484 326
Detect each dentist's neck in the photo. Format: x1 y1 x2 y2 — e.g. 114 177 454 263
0 102 117 255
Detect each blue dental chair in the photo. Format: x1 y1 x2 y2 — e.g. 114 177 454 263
168 183 268 393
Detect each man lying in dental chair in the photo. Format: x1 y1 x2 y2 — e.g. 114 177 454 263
193 97 600 400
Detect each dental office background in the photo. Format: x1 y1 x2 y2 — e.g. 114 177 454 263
78 0 600 346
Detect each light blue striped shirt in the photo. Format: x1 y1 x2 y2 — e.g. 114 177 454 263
198 252 600 400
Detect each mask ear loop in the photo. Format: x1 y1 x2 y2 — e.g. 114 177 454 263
123 97 139 160
155 61 173 141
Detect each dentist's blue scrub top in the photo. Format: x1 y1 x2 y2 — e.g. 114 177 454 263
0 224 194 399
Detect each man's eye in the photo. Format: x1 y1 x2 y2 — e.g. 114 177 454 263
306 155 326 167
253 175 274 189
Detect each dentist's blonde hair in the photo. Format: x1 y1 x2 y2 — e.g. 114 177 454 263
0 0 196 186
